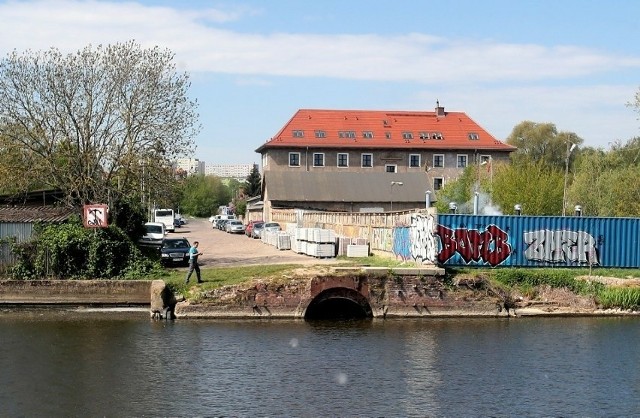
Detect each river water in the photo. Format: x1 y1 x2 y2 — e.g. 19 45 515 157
1 309 639 417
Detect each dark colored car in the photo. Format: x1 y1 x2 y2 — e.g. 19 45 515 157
159 237 191 267
245 220 264 237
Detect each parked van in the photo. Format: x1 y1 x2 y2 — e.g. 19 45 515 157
154 208 175 232
139 222 166 247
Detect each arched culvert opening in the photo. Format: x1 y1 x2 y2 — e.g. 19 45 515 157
304 288 373 321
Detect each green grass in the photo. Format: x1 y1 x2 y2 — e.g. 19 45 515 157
596 288 640 310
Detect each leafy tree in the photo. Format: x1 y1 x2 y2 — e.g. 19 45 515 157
506 121 583 171
180 175 230 217
245 164 262 197
570 138 640 216
0 41 200 209
491 159 564 215
434 166 477 214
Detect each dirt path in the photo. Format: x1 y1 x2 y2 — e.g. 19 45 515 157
171 217 344 268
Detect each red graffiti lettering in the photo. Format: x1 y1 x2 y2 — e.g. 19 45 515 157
436 224 512 267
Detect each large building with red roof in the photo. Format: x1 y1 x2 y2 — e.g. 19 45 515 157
255 102 515 216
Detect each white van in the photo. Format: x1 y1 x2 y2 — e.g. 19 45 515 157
139 222 166 247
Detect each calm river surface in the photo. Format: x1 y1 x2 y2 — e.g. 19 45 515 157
1 310 639 417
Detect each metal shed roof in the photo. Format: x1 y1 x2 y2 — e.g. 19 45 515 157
0 206 77 223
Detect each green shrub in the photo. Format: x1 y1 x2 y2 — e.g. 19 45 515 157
493 268 602 294
596 288 640 310
10 217 156 280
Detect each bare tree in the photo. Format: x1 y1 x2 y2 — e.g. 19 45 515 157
0 41 200 208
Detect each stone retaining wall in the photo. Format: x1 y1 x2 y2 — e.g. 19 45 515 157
0 280 154 305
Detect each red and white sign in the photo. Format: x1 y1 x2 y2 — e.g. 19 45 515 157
83 204 109 228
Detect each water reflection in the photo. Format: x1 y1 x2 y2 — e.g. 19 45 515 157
1 311 640 416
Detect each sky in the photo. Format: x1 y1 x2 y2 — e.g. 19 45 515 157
0 0 639 165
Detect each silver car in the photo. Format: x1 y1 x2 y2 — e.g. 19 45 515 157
225 220 246 234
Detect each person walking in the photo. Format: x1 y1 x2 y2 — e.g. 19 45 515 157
185 241 204 284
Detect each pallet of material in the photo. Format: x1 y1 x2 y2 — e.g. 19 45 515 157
347 244 369 257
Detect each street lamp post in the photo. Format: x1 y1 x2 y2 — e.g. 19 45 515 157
563 142 577 216
390 181 403 212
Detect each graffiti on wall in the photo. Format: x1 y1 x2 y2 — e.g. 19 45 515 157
435 224 512 267
391 213 438 264
523 229 600 265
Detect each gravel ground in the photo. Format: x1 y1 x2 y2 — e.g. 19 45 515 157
170 217 345 268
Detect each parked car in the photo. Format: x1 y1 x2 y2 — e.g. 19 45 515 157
261 222 281 235
159 237 191 267
216 219 229 230
251 222 265 239
245 220 264 237
138 222 166 247
225 220 246 234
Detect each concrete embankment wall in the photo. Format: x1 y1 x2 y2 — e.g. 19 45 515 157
0 280 154 305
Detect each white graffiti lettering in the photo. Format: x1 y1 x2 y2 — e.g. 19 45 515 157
523 229 600 265
410 213 438 264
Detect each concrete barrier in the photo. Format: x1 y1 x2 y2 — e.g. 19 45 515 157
0 280 154 305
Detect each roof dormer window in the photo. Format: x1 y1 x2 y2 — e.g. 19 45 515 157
432 132 443 140
419 132 430 140
385 132 391 139
292 130 304 138
468 132 479 140
339 130 356 138
315 130 326 138
362 131 374 139
402 132 413 140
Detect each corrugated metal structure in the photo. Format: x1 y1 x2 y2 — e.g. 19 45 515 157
435 214 640 268
0 207 76 268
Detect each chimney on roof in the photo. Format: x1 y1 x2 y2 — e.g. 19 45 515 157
435 100 445 117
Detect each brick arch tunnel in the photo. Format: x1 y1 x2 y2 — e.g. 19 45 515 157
304 287 373 320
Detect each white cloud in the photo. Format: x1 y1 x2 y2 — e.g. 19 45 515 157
1 1 639 84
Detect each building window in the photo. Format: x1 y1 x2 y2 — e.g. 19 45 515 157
385 132 391 139
339 130 356 138
468 132 479 140
433 177 444 191
315 130 326 138
402 132 413 140
292 130 304 138
337 153 349 167
457 154 468 168
433 154 444 168
385 164 397 173
289 152 300 167
419 132 430 140
480 155 491 164
362 131 374 139
361 153 373 168
409 154 421 168
313 153 325 167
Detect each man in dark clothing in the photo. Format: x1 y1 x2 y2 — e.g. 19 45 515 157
185 241 204 284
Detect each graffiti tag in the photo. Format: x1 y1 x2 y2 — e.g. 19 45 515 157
435 224 512 267
523 229 599 265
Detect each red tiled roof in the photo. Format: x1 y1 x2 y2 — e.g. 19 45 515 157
256 107 516 152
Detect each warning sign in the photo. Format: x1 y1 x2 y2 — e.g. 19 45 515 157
83 204 108 228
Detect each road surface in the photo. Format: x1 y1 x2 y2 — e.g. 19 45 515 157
170 217 343 268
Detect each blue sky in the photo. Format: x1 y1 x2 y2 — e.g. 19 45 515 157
1 0 639 165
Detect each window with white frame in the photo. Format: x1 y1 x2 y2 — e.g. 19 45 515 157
289 152 300 167
292 130 304 138
433 154 444 168
315 130 326 138
337 153 349 167
409 154 421 168
313 153 325 167
480 155 491 164
361 153 373 168
362 131 374 139
433 177 444 191
457 154 468 168
385 164 397 173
